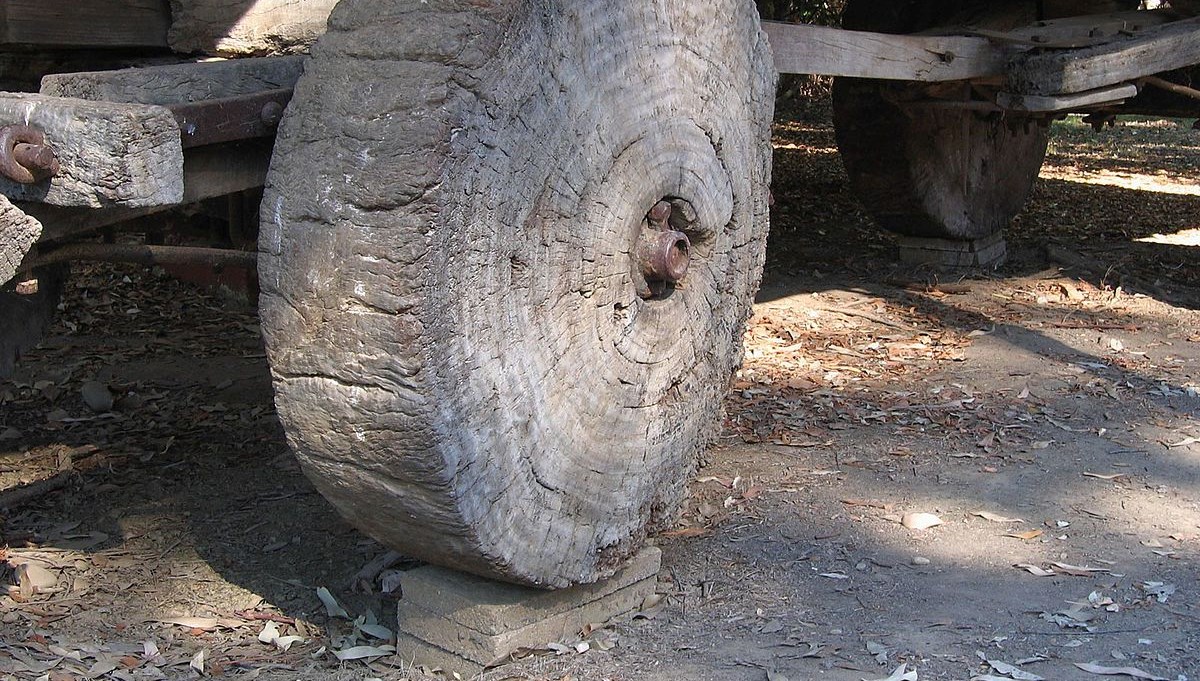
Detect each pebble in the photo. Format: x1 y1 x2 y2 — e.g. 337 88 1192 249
911 556 931 566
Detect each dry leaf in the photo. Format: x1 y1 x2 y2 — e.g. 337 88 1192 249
1006 529 1044 541
660 527 710 538
1074 662 1167 680
316 587 350 619
864 663 917 681
972 511 1024 523
332 645 396 661
901 513 943 530
1014 563 1055 577
1049 562 1110 576
189 649 206 675
1082 472 1128 482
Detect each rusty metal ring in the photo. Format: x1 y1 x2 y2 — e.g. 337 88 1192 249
0 124 57 184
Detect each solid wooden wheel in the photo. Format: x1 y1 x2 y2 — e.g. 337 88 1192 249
832 1 1049 241
0 266 65 378
258 0 775 587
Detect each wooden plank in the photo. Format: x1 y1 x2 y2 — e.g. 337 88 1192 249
997 83 1139 111
0 93 182 208
167 0 338 56
25 140 273 244
764 21 1013 81
40 56 304 105
1008 16 1200 95
0 0 169 48
957 9 1174 48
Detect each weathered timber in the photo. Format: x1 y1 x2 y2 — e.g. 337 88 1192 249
167 0 337 56
765 22 1010 80
25 140 272 244
957 9 1172 48
40 56 304 104
1 193 39 284
260 0 775 588
1009 16 1200 95
0 0 169 48
997 83 1139 111
29 243 256 270
0 94 182 208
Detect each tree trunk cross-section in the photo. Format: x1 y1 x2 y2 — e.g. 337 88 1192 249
259 0 775 588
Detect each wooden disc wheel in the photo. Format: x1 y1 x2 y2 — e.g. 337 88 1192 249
258 0 775 587
832 0 1049 241
0 266 65 378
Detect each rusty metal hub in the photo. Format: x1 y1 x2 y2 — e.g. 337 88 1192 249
634 199 693 300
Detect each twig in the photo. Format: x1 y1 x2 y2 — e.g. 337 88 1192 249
0 473 73 511
812 305 915 331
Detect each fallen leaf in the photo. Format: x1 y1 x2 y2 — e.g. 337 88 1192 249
986 659 1044 681
1074 662 1167 680
901 513 943 530
1082 472 1128 482
819 572 850 580
331 645 396 661
1006 529 1044 540
866 641 888 664
1140 582 1175 603
316 587 350 619
973 511 1024 523
767 671 790 681
1014 563 1056 577
189 649 205 675
1049 562 1110 576
660 527 711 538
863 663 917 681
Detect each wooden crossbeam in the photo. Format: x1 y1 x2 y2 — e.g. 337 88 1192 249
1007 16 1200 95
764 21 1012 81
0 0 169 48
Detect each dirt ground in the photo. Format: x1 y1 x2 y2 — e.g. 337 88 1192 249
2 101 1199 681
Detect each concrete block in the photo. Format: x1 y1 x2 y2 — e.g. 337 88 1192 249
395 547 661 677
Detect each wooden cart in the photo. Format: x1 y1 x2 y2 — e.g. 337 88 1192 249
1 0 1197 588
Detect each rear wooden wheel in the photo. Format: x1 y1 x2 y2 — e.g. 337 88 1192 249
832 1 1049 240
259 0 775 587
0 266 65 378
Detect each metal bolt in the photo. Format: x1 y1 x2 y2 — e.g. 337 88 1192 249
0 124 59 184
638 230 691 285
260 101 284 127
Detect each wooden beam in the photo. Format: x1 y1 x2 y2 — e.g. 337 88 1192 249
167 0 338 56
1008 16 1200 95
0 93 183 208
764 21 1013 81
997 83 1139 111
40 56 304 104
0 0 169 48
24 140 273 244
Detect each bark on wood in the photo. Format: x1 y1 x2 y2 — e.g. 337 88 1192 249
0 94 183 208
259 0 775 588
765 22 1013 80
167 0 337 56
40 56 304 105
1 194 40 285
0 0 169 48
1009 16 1200 95
832 0 1048 241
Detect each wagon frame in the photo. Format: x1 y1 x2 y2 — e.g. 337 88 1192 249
1 0 1198 589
